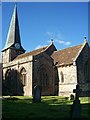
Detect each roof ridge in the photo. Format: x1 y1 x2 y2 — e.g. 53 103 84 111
29 46 48 53
73 41 87 62
58 44 82 52
45 42 57 51
15 45 48 59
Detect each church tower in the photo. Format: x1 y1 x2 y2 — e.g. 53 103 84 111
2 4 25 64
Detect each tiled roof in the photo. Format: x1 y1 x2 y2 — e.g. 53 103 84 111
51 44 82 66
15 43 83 66
15 46 47 59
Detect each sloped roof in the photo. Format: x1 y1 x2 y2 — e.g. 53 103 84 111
51 44 82 66
15 46 47 59
15 41 87 66
15 42 57 60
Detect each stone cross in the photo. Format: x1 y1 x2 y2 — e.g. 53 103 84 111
73 84 82 100
71 84 82 119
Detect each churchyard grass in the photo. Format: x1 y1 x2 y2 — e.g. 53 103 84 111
2 96 90 120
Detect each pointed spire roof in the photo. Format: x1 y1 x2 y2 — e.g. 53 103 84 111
2 4 25 51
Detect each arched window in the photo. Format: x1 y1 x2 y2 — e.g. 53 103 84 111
39 67 49 87
4 69 11 94
84 60 90 82
20 68 27 86
5 69 11 80
60 71 64 83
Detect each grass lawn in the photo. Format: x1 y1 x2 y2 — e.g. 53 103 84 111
2 96 90 120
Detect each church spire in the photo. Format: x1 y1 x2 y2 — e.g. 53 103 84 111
2 4 25 52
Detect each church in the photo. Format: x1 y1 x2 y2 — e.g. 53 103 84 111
2 5 90 97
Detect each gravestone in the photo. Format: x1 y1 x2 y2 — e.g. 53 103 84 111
73 84 82 100
32 85 41 103
71 84 82 119
70 94 74 100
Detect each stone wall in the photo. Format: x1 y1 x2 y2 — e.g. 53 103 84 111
2 55 33 96
76 43 89 83
2 48 25 64
76 43 90 96
2 49 10 64
58 64 77 97
2 42 90 97
33 52 55 95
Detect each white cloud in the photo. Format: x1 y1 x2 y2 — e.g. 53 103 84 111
47 40 52 43
46 31 71 46
65 41 71 45
46 32 51 36
35 45 43 49
35 45 46 50
55 39 71 45
46 32 55 39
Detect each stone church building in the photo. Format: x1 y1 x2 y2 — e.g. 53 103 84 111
2 5 90 97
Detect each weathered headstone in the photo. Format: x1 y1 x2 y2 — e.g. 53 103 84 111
71 84 82 119
32 85 41 103
70 94 74 100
